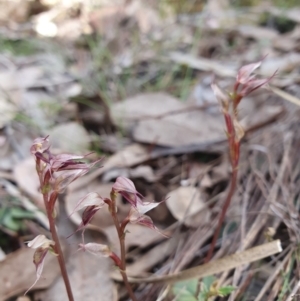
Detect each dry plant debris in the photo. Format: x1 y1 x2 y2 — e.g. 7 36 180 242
0 0 300 300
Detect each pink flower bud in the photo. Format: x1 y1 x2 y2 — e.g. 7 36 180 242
112 177 143 207
30 136 50 155
128 201 167 236
70 192 105 215
240 76 274 97
236 61 261 84
235 59 276 97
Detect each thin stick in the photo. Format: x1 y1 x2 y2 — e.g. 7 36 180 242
120 240 282 284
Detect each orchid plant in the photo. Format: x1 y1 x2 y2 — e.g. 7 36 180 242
27 137 163 301
205 59 275 262
26 59 273 300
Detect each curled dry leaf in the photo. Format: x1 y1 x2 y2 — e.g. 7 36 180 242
166 186 210 227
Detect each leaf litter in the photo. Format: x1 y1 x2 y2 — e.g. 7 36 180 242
1 0 300 300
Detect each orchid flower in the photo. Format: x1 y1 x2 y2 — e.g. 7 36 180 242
111 177 144 208
25 235 55 295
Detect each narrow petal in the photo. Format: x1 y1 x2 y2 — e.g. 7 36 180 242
120 191 143 208
24 247 48 295
81 205 100 226
237 61 261 84
67 205 101 239
136 201 161 215
211 83 229 111
240 73 275 96
131 215 169 237
113 177 137 194
30 136 50 155
112 177 145 207
233 119 244 142
79 243 111 257
52 169 89 193
70 192 105 216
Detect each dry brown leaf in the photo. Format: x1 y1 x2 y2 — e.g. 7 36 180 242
168 52 237 77
34 243 118 301
110 92 185 129
89 5 125 40
104 224 165 255
0 135 20 171
49 122 90 154
166 186 210 227
70 144 150 191
126 240 173 277
260 53 300 77
0 96 17 128
0 0 30 23
111 92 225 147
240 105 283 131
13 157 43 208
237 25 278 40
0 240 68 301
0 67 43 92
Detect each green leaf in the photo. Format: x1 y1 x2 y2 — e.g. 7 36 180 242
10 207 35 219
2 213 22 231
201 276 216 292
172 279 199 301
218 286 235 297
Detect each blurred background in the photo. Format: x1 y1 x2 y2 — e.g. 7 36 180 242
1 0 300 300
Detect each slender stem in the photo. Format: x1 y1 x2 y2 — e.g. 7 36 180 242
111 212 137 301
43 194 74 301
205 167 238 263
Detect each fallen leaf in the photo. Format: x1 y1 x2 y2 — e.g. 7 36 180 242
0 95 17 128
110 92 185 129
70 144 150 191
49 122 90 154
259 53 300 77
168 52 237 77
237 25 278 40
166 186 210 227
0 240 68 301
126 240 173 277
13 157 43 208
34 244 118 301
111 92 225 147
104 224 166 255
102 165 157 183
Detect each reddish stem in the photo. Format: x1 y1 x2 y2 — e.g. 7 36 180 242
110 205 137 301
205 167 238 262
43 194 74 301
205 106 240 263
39 168 74 301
